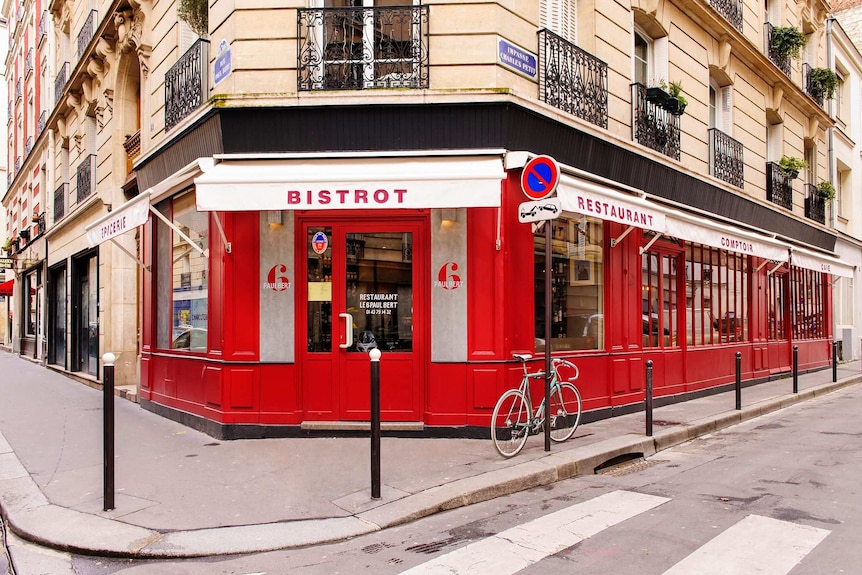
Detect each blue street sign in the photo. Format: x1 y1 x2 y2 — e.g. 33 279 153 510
520 155 560 200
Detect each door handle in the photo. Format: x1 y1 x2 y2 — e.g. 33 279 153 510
339 313 354 349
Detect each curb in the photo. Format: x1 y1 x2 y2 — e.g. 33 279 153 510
1 374 859 558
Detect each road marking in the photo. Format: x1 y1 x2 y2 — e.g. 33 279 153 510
398 490 669 575
662 514 830 575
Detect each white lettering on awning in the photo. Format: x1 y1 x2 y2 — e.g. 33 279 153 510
792 248 855 278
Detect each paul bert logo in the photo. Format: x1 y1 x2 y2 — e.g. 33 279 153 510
263 264 291 291
435 262 463 290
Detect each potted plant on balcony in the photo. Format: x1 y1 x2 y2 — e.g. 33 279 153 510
778 155 806 179
19 228 30 243
771 26 807 60
645 80 673 107
808 67 838 101
178 0 208 37
2 237 11 255
816 180 836 201
666 80 688 115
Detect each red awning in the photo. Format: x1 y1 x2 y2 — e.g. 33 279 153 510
0 279 13 296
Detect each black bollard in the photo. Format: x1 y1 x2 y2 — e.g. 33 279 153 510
792 345 798 394
645 360 653 437
735 352 742 411
833 341 838 383
369 348 381 499
103 352 116 511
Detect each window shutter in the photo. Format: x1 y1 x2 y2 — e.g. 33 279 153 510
179 20 197 53
720 86 733 134
541 0 576 42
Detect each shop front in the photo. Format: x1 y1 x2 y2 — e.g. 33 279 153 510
120 150 852 438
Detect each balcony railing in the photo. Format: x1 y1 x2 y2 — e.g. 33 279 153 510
164 38 210 131
25 137 33 156
710 0 743 31
77 10 97 59
25 48 33 77
7 101 12 124
709 128 744 188
123 130 141 174
55 62 69 105
54 183 68 221
802 63 826 107
631 83 680 160
765 23 791 76
76 154 96 203
15 156 21 174
38 110 46 135
297 5 429 91
38 11 48 45
537 29 608 129
15 79 22 102
766 161 793 210
804 184 826 224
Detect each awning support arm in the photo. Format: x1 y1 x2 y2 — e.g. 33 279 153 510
611 225 634 248
110 238 150 271
767 261 784 275
212 212 232 254
755 259 772 272
149 206 209 258
639 233 661 255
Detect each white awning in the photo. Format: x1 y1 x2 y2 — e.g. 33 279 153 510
791 246 855 278
665 213 790 261
556 174 666 232
85 191 151 247
193 156 505 211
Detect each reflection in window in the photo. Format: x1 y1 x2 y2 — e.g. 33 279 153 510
25 269 38 336
641 241 678 348
790 267 825 340
534 215 604 352
685 244 748 345
767 269 786 341
156 191 209 352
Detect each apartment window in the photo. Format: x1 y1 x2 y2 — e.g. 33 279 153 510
534 216 604 352
541 0 576 42
804 143 816 185
155 190 209 352
835 70 845 123
633 30 650 85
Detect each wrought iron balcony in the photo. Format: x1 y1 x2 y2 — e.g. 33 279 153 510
802 63 830 107
298 5 429 91
25 137 33 156
765 23 791 76
25 48 33 77
38 11 48 45
77 10 97 59
15 79 22 102
55 62 69 105
15 156 21 174
709 0 743 31
631 83 680 160
766 161 793 210
54 183 68 221
804 184 826 224
537 29 608 129
165 38 210 131
76 154 96 204
7 101 12 124
38 110 46 135
709 128 744 188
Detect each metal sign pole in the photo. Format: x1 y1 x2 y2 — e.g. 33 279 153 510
544 221 552 452
102 352 116 511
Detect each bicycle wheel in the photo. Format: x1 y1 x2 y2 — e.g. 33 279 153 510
548 382 582 442
491 390 531 457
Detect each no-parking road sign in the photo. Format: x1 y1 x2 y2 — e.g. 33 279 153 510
520 155 560 200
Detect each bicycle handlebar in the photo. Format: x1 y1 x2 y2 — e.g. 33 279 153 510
513 354 579 381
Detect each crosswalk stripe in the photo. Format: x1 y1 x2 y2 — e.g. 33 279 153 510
398 490 670 575
662 514 830 575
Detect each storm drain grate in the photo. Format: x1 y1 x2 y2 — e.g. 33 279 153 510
406 537 463 554
362 542 395 554
596 459 666 477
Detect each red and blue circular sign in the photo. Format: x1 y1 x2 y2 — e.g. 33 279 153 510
312 231 328 255
520 155 560 200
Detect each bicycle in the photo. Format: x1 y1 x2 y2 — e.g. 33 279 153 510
490 353 582 458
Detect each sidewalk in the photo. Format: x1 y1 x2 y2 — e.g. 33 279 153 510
0 350 859 558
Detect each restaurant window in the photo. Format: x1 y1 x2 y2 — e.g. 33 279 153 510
534 215 604 352
155 191 209 351
24 269 38 337
641 236 679 348
767 268 787 341
685 243 748 345
790 267 825 340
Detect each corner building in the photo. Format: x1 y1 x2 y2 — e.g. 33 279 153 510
32 0 861 437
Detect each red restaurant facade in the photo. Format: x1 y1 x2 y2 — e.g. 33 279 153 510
107 144 853 439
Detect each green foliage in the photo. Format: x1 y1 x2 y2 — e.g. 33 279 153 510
178 0 208 37
667 80 688 108
808 67 838 100
771 26 807 59
779 155 806 176
816 180 836 201
2 238 11 251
